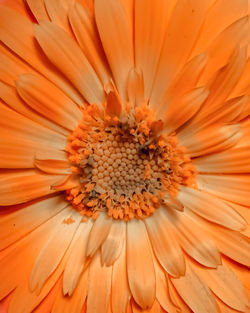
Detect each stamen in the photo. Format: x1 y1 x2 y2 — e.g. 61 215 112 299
65 104 196 221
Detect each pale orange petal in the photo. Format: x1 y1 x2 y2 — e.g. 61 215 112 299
95 0 134 101
127 219 156 309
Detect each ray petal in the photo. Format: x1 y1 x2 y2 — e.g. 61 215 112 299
145 209 185 277
95 0 134 101
87 251 112 313
34 21 104 105
127 219 156 309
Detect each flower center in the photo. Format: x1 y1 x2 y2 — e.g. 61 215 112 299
66 104 196 221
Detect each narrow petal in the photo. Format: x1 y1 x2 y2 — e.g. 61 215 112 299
171 265 219 313
145 209 185 277
112 242 130 313
205 222 250 267
87 251 112 313
165 210 221 267
95 0 134 101
127 219 156 309
192 0 248 56
150 0 210 105
63 219 93 296
162 87 209 133
0 195 67 249
86 212 112 257
7 211 82 313
135 0 169 99
26 0 50 21
178 186 247 231
34 21 104 105
16 74 82 131
44 0 72 32
0 171 65 206
194 145 250 174
0 6 84 106
193 261 249 311
30 208 81 292
0 83 68 137
52 269 88 313
0 207 63 301
69 2 110 85
178 124 242 158
101 220 126 266
199 16 250 84
153 256 178 313
197 174 250 206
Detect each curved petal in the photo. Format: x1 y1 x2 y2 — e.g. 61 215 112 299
30 208 81 292
86 212 112 257
178 186 247 231
145 209 185 277
192 261 249 311
0 195 68 249
166 210 221 268
197 174 250 206
127 219 156 309
171 264 219 313
95 0 134 101
0 6 84 106
101 220 126 266
87 251 112 313
135 0 169 100
150 0 210 105
34 21 104 105
63 219 92 296
112 242 130 313
26 0 50 22
0 171 65 206
69 2 110 85
16 73 82 131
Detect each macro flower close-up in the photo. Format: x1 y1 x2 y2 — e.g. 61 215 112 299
0 0 250 312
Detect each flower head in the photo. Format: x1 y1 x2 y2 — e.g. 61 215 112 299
0 0 250 313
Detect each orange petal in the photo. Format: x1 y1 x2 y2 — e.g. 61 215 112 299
134 0 169 100
152 256 178 313
86 212 112 257
178 186 247 231
101 220 126 266
0 195 67 249
193 145 250 174
171 264 219 313
0 82 68 136
127 219 156 309
26 0 50 22
166 210 221 268
150 0 210 105
16 74 82 131
0 6 84 106
44 0 72 33
95 0 134 101
197 174 250 206
35 21 104 105
145 209 185 277
69 2 111 85
63 219 92 296
192 261 249 311
192 0 248 57
178 124 242 158
52 269 88 313
30 208 81 292
0 171 65 205
87 251 112 313
111 242 130 313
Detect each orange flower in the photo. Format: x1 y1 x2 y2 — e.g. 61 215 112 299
0 0 250 312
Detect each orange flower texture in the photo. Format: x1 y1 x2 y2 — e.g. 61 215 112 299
0 0 250 312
